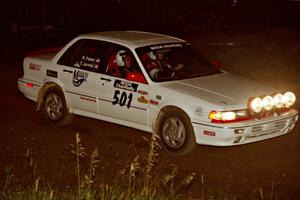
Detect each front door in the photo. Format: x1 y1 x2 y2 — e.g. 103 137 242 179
97 45 149 125
98 75 149 125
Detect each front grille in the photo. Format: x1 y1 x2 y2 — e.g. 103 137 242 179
247 119 288 138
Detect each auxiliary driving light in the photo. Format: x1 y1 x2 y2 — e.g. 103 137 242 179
273 93 284 109
283 92 296 107
248 91 296 114
262 96 274 111
249 97 263 113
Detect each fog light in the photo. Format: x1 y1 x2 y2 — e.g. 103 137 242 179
234 129 245 134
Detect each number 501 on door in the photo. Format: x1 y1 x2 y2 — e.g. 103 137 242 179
112 90 133 108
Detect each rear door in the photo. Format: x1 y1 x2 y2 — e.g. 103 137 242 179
57 39 107 113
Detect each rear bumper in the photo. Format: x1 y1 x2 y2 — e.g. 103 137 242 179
192 109 298 146
18 78 41 102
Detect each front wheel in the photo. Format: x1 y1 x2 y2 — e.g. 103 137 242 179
157 107 196 155
41 87 72 126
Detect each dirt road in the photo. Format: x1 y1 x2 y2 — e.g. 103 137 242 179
1 61 300 199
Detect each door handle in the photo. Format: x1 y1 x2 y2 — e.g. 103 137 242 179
63 69 73 73
100 77 111 82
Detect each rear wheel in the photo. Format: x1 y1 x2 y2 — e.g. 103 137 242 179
41 87 72 125
157 107 196 155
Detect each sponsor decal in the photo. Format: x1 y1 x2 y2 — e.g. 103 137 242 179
112 90 133 108
149 100 159 105
203 130 216 137
138 96 148 104
150 43 183 51
73 70 88 87
114 79 138 92
79 56 101 71
29 63 41 71
46 69 57 78
138 90 148 95
156 95 162 100
80 96 96 103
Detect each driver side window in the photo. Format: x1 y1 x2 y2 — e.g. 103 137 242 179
105 45 147 84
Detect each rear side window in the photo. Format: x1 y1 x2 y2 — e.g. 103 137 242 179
58 39 107 73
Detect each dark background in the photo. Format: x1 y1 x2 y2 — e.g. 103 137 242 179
1 0 300 43
1 1 300 199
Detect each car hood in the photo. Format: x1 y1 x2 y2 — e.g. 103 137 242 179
160 72 277 108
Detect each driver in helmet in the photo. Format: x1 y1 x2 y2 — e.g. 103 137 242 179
117 50 139 77
147 49 184 80
116 50 147 83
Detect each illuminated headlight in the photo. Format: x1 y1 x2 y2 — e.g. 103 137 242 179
209 111 236 121
221 111 236 121
273 93 284 109
262 96 274 111
249 97 263 113
209 110 252 123
283 92 296 107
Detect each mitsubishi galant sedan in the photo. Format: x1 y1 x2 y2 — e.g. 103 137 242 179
18 31 298 155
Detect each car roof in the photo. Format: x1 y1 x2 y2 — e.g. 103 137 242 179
79 31 185 48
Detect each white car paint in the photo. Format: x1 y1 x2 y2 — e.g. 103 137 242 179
18 31 298 151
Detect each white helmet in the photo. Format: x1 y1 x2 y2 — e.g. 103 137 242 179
116 50 126 66
149 51 156 60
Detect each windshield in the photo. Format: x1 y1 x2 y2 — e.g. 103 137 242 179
136 43 221 82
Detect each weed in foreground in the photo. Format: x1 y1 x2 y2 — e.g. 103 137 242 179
0 131 289 200
0 133 196 200
67 131 196 200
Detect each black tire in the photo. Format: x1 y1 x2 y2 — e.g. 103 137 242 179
41 87 72 126
157 107 196 155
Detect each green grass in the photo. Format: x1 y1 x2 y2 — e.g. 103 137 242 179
1 132 287 200
0 132 197 200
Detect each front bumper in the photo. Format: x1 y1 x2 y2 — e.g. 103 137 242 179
192 109 298 146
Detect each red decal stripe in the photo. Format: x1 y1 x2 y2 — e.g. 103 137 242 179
149 100 159 105
203 130 216 136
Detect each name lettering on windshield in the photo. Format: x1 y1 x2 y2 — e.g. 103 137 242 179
150 43 183 50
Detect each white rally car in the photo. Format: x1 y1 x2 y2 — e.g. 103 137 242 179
18 31 298 155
